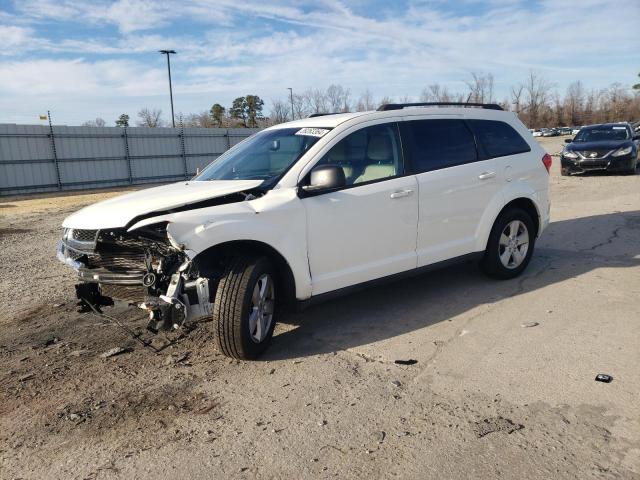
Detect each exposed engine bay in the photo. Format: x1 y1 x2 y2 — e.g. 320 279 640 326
57 223 216 333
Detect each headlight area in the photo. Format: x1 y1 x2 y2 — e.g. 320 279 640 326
59 223 213 333
562 150 579 159
612 146 632 157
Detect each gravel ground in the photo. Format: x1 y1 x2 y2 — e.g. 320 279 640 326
1 136 639 479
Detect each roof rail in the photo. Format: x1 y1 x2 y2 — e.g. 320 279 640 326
378 102 503 112
308 112 341 118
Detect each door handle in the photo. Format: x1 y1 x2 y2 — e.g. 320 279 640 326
390 189 413 199
478 171 496 180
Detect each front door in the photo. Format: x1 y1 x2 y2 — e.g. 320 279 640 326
301 122 419 295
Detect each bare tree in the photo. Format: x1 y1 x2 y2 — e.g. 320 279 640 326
564 81 585 126
378 96 393 109
326 84 351 112
356 89 376 111
82 117 106 127
183 111 215 128
292 93 308 120
465 72 495 103
420 84 454 102
510 84 524 114
137 108 163 127
522 71 554 129
552 92 564 126
270 99 291 125
305 88 329 114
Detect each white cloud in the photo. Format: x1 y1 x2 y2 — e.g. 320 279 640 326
1 0 639 124
0 25 34 53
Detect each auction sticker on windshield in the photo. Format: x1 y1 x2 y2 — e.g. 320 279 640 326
296 128 330 137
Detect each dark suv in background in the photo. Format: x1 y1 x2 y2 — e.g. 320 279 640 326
561 123 639 175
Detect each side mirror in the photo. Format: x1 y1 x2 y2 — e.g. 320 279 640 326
301 165 346 194
564 138 572 144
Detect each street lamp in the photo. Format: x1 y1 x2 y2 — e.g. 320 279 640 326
287 87 294 120
159 50 176 127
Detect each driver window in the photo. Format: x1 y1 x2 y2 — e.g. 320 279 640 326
315 123 402 186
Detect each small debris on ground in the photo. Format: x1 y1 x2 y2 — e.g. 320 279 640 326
473 417 524 438
68 349 89 357
43 336 60 347
390 380 402 387
394 359 418 366
521 322 539 328
374 431 386 444
100 346 133 359
164 351 190 366
19 373 35 382
317 420 327 427
595 374 613 383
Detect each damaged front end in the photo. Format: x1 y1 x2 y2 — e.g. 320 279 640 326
57 224 212 332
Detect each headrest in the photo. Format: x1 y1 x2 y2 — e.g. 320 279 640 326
328 141 349 163
367 134 393 162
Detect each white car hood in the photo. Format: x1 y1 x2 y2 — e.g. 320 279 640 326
62 180 263 230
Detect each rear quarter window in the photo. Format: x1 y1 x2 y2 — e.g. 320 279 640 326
400 119 477 173
468 120 531 159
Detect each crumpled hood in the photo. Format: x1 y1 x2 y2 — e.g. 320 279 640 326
62 180 263 230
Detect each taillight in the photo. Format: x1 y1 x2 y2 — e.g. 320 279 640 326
542 153 552 173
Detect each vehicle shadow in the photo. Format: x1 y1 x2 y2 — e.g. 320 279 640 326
265 210 640 360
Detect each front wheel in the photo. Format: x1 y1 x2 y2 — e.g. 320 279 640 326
213 256 277 360
480 208 536 279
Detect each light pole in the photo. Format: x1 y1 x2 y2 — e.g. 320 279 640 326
287 87 294 120
159 50 176 127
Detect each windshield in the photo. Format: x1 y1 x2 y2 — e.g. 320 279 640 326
574 126 630 142
195 127 328 182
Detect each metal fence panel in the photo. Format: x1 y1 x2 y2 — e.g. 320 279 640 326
0 124 260 195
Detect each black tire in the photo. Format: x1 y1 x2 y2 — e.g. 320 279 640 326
213 256 277 360
480 207 536 280
561 167 570 176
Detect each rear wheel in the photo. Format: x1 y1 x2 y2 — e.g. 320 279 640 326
213 256 277 360
481 208 536 279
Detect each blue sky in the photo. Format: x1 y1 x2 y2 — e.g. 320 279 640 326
0 0 638 125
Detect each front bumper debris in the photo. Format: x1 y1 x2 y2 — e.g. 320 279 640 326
57 230 213 332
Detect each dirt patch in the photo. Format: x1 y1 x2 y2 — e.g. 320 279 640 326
473 416 524 438
0 227 32 236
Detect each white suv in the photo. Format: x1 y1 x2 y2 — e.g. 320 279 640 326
58 103 551 359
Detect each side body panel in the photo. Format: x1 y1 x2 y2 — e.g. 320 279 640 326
413 157 502 266
132 188 314 300
302 176 419 295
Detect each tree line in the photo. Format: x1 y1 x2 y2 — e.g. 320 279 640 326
83 72 640 130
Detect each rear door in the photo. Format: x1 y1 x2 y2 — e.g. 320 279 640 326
400 118 501 266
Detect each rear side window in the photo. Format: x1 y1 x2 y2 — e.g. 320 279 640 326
468 120 531 159
400 119 477 173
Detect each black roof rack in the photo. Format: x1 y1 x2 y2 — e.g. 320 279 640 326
308 112 342 118
378 102 503 112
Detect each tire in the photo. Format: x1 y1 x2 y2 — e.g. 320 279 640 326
561 167 570 176
480 207 536 280
213 256 277 360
